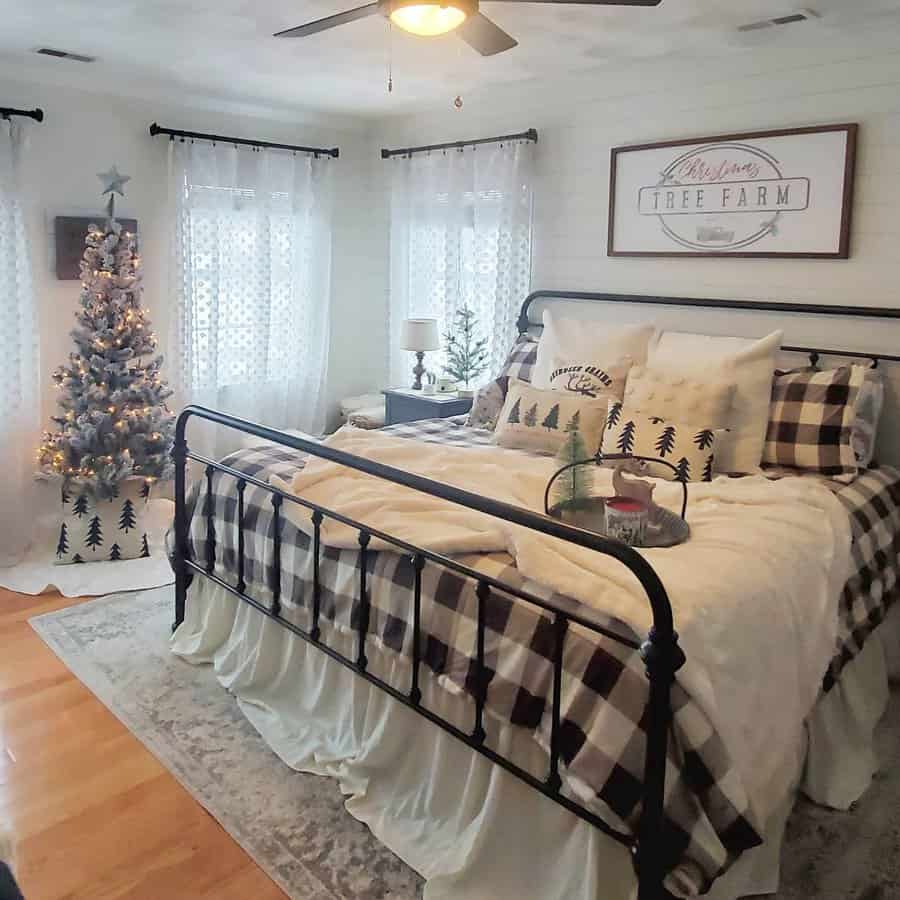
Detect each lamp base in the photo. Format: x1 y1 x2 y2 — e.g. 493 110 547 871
411 351 426 391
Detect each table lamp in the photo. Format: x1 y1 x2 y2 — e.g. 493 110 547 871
401 318 440 390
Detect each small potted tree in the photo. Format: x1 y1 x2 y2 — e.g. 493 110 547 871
551 411 596 522
442 306 489 399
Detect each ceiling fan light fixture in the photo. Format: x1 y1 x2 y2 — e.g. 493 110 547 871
387 0 476 36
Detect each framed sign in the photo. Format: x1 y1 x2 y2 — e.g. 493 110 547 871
608 123 857 259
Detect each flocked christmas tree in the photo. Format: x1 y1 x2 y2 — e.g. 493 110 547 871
37 167 174 498
443 306 489 389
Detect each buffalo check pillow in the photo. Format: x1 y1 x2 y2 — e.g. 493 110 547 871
763 365 865 482
466 333 539 429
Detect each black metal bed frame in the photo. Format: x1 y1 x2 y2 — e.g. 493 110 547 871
173 289 900 900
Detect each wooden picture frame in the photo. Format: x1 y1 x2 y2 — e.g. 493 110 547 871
607 123 857 259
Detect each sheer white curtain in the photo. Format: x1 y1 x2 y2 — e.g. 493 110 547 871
168 140 333 455
0 120 39 566
389 140 534 388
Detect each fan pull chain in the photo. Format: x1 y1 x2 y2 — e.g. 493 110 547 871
453 37 463 108
387 21 394 94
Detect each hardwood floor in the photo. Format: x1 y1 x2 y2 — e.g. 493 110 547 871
0 588 285 899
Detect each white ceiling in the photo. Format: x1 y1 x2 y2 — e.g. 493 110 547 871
2 0 900 118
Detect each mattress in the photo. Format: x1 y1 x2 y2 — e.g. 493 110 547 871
180 416 900 894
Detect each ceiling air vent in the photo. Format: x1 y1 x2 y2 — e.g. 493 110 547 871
35 47 96 63
737 8 821 32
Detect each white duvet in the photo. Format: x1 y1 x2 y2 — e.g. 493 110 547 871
272 427 853 824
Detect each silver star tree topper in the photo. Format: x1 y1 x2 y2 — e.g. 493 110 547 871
97 165 131 220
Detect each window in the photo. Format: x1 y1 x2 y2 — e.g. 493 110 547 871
169 142 333 443
389 142 534 387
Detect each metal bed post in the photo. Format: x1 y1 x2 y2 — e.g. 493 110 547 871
637 628 686 899
172 419 189 632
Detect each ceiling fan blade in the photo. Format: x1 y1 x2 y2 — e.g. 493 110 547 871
457 13 519 55
487 0 660 5
274 4 380 37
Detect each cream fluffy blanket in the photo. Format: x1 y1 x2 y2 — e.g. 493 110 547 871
272 427 853 820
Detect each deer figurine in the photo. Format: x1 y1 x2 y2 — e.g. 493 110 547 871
612 460 660 525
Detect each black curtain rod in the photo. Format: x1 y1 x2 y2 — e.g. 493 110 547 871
381 127 538 159
148 123 339 158
0 107 44 122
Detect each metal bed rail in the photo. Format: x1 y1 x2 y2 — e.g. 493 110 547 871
517 289 900 365
172 405 685 900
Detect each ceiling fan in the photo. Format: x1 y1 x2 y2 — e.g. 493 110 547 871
275 0 662 57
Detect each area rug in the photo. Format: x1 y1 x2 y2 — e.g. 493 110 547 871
30 587 900 900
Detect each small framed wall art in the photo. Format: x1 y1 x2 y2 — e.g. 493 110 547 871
607 123 857 259
55 216 138 280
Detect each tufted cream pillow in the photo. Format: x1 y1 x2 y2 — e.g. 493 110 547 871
623 366 735 429
647 330 782 474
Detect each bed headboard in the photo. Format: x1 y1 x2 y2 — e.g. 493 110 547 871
516 290 900 466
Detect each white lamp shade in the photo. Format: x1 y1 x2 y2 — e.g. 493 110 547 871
401 318 440 352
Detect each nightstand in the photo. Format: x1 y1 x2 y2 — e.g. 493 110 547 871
383 389 473 426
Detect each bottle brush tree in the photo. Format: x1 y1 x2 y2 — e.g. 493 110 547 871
443 306 489 388
553 411 595 510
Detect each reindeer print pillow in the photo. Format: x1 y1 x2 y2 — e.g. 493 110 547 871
548 358 631 402
601 402 717 483
493 379 609 456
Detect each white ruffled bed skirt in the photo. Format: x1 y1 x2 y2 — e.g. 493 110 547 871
171 581 900 900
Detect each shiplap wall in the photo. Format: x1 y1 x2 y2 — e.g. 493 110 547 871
374 46 900 459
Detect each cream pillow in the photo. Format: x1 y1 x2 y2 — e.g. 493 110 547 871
648 330 782 474
532 309 656 389
548 357 631 401
623 366 734 427
494 379 608 456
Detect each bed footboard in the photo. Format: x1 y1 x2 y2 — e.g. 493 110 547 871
172 405 685 900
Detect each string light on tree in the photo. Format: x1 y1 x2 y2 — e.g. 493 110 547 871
37 167 175 498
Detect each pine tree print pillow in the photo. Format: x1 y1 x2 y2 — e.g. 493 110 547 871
54 477 152 565
493 379 609 456
602 402 717 483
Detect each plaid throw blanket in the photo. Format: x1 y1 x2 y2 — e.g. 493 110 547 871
183 416 900 894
